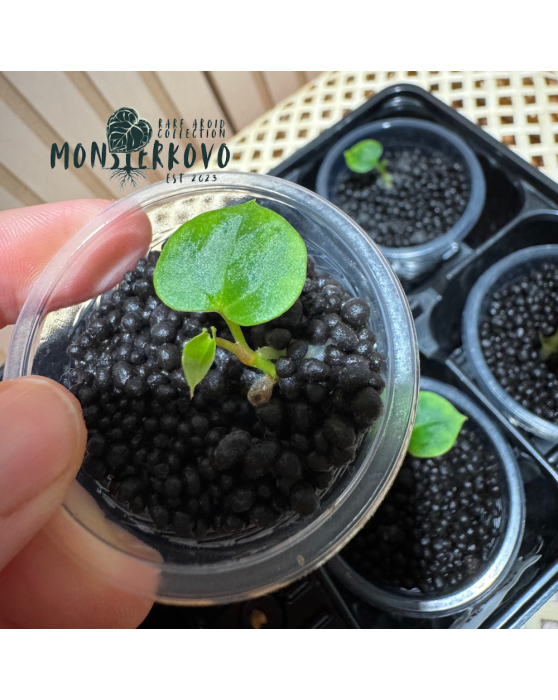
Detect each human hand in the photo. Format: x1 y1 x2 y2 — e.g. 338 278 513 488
0 199 154 628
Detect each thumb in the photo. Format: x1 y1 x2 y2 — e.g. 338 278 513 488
0 376 87 571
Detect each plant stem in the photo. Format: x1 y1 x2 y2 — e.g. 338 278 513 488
226 319 250 347
215 336 253 364
217 316 277 378
376 160 393 189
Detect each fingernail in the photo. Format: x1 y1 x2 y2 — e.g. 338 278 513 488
0 376 86 515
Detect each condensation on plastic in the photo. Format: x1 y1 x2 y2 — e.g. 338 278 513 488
5 173 419 605
463 245 558 442
316 118 486 281
327 377 525 618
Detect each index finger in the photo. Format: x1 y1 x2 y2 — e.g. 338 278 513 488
0 199 152 328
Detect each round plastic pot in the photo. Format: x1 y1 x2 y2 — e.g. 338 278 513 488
5 172 419 605
316 117 486 281
463 244 558 442
327 377 525 618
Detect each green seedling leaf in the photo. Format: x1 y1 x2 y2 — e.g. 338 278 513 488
540 330 558 361
344 139 384 174
154 200 307 326
408 391 467 459
181 328 216 398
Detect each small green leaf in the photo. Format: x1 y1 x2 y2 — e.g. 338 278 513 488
154 200 307 326
344 139 384 174
408 391 467 459
540 330 558 361
181 328 216 398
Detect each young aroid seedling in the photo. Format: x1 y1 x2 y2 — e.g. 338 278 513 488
408 391 467 458
343 139 393 189
345 386 504 597
154 200 307 404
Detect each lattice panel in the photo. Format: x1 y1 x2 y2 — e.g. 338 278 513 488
223 71 558 182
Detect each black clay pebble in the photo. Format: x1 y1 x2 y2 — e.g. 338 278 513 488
335 147 470 248
68 250 384 538
480 261 558 423
344 426 503 595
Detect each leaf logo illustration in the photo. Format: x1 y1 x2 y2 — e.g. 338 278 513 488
106 107 153 154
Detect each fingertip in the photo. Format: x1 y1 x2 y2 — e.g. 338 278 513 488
0 523 154 628
0 376 86 568
56 204 153 305
1 199 152 326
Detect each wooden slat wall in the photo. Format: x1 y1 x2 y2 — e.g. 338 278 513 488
205 71 271 132
264 72 306 104
3 71 120 198
0 71 322 211
0 184 23 211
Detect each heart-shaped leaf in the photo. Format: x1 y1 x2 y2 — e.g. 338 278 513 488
344 139 384 174
408 391 467 459
153 200 307 326
106 107 153 154
181 328 216 397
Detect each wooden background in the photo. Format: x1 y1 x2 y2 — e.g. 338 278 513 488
0 71 321 211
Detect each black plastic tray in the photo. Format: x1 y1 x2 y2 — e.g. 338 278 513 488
141 569 359 629
143 84 558 628
271 83 558 629
142 85 558 628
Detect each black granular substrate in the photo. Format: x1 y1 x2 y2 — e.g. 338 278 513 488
480 261 558 423
334 147 470 248
68 250 385 538
344 427 503 595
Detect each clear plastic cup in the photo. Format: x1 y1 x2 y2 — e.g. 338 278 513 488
463 245 558 442
316 118 486 281
5 173 419 604
327 377 525 618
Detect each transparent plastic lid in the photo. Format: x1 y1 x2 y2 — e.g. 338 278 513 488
6 173 419 604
